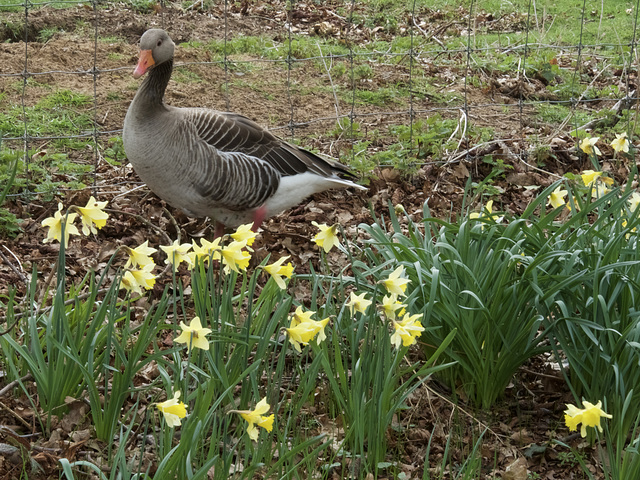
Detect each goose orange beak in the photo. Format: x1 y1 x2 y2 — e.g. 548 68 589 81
133 49 155 79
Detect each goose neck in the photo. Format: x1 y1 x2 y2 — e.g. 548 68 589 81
138 59 173 105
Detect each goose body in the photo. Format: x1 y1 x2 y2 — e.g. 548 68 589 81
123 29 365 232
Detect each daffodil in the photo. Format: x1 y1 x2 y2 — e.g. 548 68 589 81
580 170 601 186
580 170 614 191
381 266 411 296
188 237 221 266
547 185 568 208
285 306 330 352
41 203 80 244
564 400 612 437
346 291 372 315
311 221 341 253
156 390 187 428
628 192 640 212
380 294 406 320
579 137 601 156
76 196 109 235
231 223 258 248
390 312 425 349
469 200 501 223
124 240 157 268
610 132 629 153
263 256 294 289
220 240 251 273
160 240 193 268
564 403 583 432
286 320 321 353
174 316 212 352
591 183 610 199
290 305 315 327
230 397 274 441
120 263 156 295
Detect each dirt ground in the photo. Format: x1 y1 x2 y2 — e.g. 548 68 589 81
0 1 632 478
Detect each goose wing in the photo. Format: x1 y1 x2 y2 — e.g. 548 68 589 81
185 109 354 179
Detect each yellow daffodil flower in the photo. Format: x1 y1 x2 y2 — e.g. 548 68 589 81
311 221 341 253
346 291 372 315
381 266 411 297
564 400 612 437
188 237 221 266
610 132 629 153
564 403 583 432
231 223 258 248
469 200 501 224
230 397 274 441
120 263 156 295
580 170 613 188
547 185 568 208
390 312 425 349
41 203 80 244
628 192 640 212
156 390 187 428
579 137 601 156
160 240 194 268
263 256 294 289
285 306 330 352
75 196 109 235
220 240 251 273
580 170 601 186
380 294 406 320
286 320 321 353
591 183 610 199
124 240 157 268
174 316 212 352
290 305 315 327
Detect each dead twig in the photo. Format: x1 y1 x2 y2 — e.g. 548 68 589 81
0 245 27 285
0 374 32 399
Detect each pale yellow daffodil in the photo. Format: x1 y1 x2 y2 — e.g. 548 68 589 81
381 266 411 297
188 237 221 266
263 256 294 289
230 223 258 248
380 294 406 321
160 240 194 268
579 137 601 156
469 200 501 224
290 305 316 327
591 183 610 199
76 196 109 235
547 185 568 209
346 291 372 315
564 400 612 437
580 170 614 190
390 312 425 349
610 132 629 153
229 397 274 441
120 263 156 295
285 306 330 352
220 240 251 273
157 390 187 428
124 240 157 268
311 221 341 253
174 316 212 352
628 192 640 213
41 203 80 244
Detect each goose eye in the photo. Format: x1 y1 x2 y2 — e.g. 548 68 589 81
157 39 162 47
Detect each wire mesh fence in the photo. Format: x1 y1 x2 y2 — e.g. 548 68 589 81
0 0 639 200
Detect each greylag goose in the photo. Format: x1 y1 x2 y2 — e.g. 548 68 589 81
123 29 365 236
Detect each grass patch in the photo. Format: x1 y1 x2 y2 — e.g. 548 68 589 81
0 88 93 140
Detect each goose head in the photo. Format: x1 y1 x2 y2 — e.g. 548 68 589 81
133 29 175 79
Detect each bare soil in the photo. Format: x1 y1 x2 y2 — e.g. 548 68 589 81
0 2 632 478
